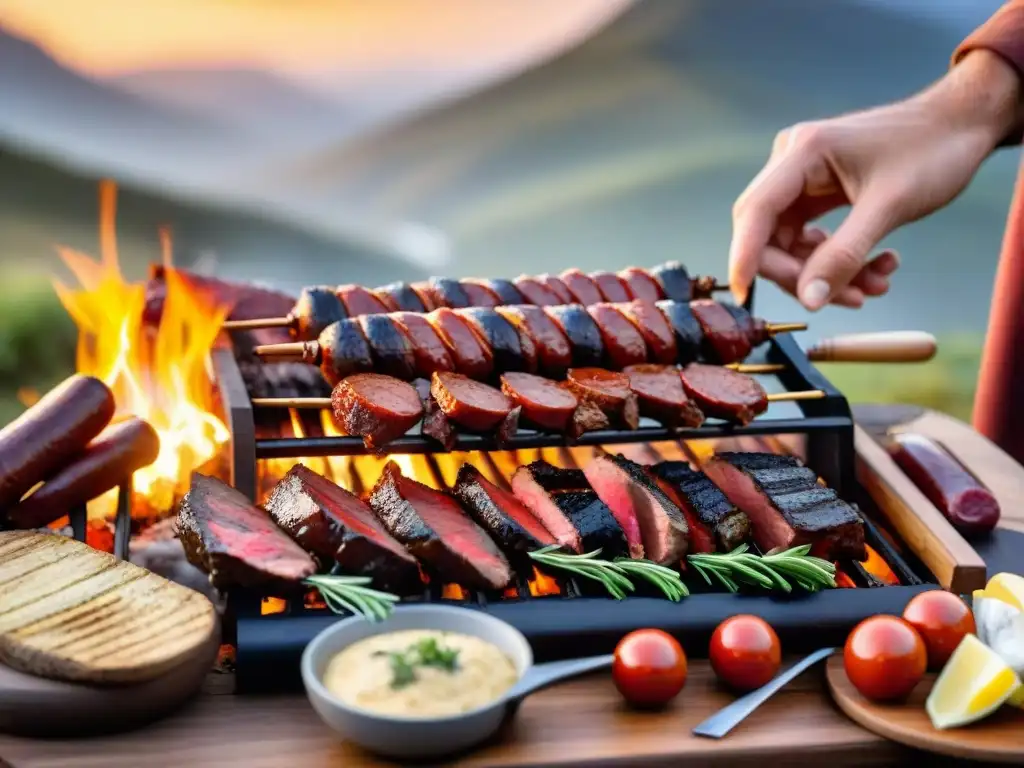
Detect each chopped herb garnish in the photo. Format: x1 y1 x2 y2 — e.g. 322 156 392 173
377 636 462 689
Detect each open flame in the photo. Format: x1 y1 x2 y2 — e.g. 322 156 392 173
53 181 231 516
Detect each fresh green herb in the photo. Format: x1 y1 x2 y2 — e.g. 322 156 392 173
688 544 837 594
384 652 418 689
375 636 462 689
528 546 688 601
302 575 400 622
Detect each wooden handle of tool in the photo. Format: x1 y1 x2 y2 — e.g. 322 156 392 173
806 331 936 363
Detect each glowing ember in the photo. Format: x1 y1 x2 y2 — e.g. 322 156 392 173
53 181 230 517
528 566 561 596
261 597 288 616
860 545 899 586
835 571 857 589
441 583 468 600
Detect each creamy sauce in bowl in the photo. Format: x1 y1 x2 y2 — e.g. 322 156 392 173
322 629 519 718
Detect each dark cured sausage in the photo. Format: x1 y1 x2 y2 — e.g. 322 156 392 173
618 267 664 302
690 299 751 364
7 418 160 529
888 433 1000 533
565 368 639 430
586 303 648 369
426 309 494 380
357 314 417 381
624 364 704 428
338 284 390 316
391 312 455 378
500 372 578 431
680 363 767 425
410 281 442 311
559 268 603 305
0 375 115 511
455 308 530 373
513 276 560 306
619 300 678 364
430 277 471 309
319 319 374 386
332 373 424 453
482 279 525 305
374 282 426 313
459 280 502 307
293 286 347 340
590 271 631 302
495 306 573 378
650 261 692 302
431 371 519 438
543 305 604 367
656 300 703 364
538 274 574 304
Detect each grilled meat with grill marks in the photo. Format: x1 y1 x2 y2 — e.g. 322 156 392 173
552 491 629 558
510 461 587 552
702 452 866 561
650 461 748 552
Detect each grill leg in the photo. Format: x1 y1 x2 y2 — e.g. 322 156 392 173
114 478 132 561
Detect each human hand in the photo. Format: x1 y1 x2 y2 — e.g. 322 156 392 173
729 50 1024 310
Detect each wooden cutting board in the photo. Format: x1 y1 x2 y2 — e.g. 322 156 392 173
826 655 1024 763
0 531 217 685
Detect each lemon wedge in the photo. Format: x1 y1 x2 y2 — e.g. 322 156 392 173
985 573 1024 612
926 634 1022 730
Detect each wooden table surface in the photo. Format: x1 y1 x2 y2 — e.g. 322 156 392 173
2 405 1019 768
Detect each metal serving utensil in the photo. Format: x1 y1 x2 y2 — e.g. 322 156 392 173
692 647 837 739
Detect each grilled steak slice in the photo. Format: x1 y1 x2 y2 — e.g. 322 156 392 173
375 282 426 313
456 307 530 373
338 284 391 316
690 299 752 364
680 363 767 425
319 318 374 386
619 300 678 365
590 271 632 303
459 280 502 307
650 461 749 552
586 303 648 369
510 461 586 552
500 372 578 431
584 452 688 563
453 465 557 564
331 373 423 453
565 368 639 430
495 306 573 378
265 465 419 592
368 462 512 590
430 277 471 309
514 276 561 306
624 364 704 428
618 267 664 302
650 261 692 302
552 491 629 558
544 305 604 367
484 278 526 305
559 268 604 305
427 308 494 380
391 312 455 378
702 453 866 560
357 314 417 381
656 300 703 365
175 473 315 590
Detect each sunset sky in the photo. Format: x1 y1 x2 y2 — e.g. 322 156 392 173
0 0 630 86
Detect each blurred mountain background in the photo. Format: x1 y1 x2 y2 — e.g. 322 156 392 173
0 0 1016 421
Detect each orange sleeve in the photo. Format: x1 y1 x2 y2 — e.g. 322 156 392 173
953 1 1024 144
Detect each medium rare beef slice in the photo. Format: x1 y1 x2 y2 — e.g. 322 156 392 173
584 453 688 563
368 462 512 590
453 464 556 562
509 462 586 553
175 473 315 591
331 373 424 453
265 465 419 592
651 461 749 551
552 490 629 558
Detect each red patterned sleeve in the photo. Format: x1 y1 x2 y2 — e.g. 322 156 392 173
953 1 1024 144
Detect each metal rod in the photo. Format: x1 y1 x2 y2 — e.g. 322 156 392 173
69 504 87 543
223 316 294 331
711 282 730 292
114 479 132 561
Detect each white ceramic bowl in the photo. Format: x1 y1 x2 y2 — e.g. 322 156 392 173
301 605 612 759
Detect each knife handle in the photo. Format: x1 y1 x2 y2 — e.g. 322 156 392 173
806 331 936 363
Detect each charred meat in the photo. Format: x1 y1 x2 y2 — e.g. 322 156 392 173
650 461 749 552
510 461 588 552
680 363 768 425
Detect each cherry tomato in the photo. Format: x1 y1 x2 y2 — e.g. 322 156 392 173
902 590 976 669
844 615 926 702
612 629 687 707
709 615 782 692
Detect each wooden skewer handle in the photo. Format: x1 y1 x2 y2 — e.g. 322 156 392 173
805 331 937 363
222 316 294 331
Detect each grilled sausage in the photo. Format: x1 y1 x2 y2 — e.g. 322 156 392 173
332 374 424 453
426 309 494 380
544 305 604 367
559 268 603 305
624 364 704 428
586 303 648 369
889 433 1000 533
0 375 115 511
390 312 455 378
458 280 502 307
429 277 471 309
564 368 639 430
618 267 664 302
455 308 529 373
482 279 525 305
357 314 417 381
618 299 678 365
374 282 427 313
650 261 692 301
538 274 574 304
690 299 752 364
656 300 703 364
338 284 390 316
319 319 374 386
293 286 347 340
500 372 578 431
680 363 767 425
590 271 631 302
495 306 573 378
7 418 160 529
513 276 561 306
431 371 518 434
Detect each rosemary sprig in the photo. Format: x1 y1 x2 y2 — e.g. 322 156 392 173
688 544 837 594
303 575 401 622
528 546 688 601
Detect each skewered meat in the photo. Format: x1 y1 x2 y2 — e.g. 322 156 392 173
452 464 557 564
509 461 586 552
680 363 767 425
391 312 455 378
176 473 316 590
482 278 525 305
513 276 561 305
0 374 115 511
584 452 688 564
265 465 419 592
586 303 648 369
590 271 632 303
456 307 532 373
495 306 573 378
331 373 424 452
650 461 749 552
618 267 664 302
500 372 579 431
559 268 603 305
702 453 866 561
691 299 752 363
650 261 692 302
421 387 456 450
368 462 512 590
338 285 390 317
565 368 639 430
293 286 348 339
319 319 374 385
544 305 604 367
656 300 703 364
430 277 471 309
375 282 427 313
357 314 417 381
623 364 704 428
7 418 160 530
459 280 502 307
410 281 441 311
620 300 678 364
430 371 520 440
538 274 574 304
426 308 494 380
568 400 612 438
